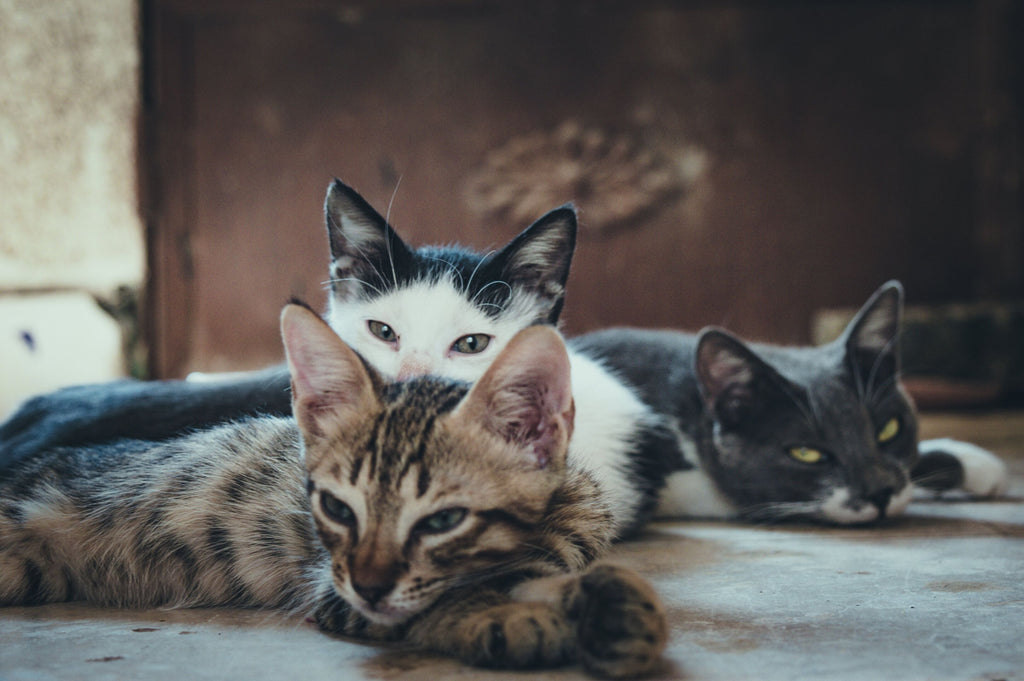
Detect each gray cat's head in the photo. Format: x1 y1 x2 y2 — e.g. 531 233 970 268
696 282 918 524
322 179 576 382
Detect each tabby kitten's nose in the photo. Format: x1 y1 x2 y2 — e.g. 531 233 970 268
352 580 393 606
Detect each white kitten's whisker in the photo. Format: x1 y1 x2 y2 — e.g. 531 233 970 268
422 254 463 291
340 236 392 292
322 277 386 298
384 176 403 289
471 279 513 306
463 249 498 296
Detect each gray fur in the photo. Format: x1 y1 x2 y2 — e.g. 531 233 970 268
572 282 921 523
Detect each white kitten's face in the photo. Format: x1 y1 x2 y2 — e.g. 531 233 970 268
327 277 538 382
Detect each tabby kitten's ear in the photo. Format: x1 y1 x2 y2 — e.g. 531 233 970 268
281 302 381 442
324 179 413 300
484 206 577 324
454 325 575 469
695 328 797 428
841 281 903 391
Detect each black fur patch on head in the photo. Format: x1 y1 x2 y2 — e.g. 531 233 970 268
324 179 576 324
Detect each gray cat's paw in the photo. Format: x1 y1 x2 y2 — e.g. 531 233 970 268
572 564 668 679
915 438 1008 497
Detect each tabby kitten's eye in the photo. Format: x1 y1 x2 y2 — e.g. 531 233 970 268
451 334 492 354
788 446 825 464
368 320 398 344
319 492 356 526
877 417 901 444
415 507 467 535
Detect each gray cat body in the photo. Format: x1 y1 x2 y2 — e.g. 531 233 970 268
573 282 1007 524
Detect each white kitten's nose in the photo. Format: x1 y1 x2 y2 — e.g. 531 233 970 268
397 353 434 380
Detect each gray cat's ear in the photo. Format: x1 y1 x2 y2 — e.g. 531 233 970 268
281 302 381 444
695 328 792 428
324 179 412 299
841 280 903 387
455 325 575 469
487 206 577 324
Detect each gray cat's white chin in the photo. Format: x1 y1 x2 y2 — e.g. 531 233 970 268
819 485 913 524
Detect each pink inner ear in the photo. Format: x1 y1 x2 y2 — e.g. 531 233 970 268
489 382 565 469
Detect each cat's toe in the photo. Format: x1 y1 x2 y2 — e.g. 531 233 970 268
574 564 668 679
917 438 1008 497
464 603 575 670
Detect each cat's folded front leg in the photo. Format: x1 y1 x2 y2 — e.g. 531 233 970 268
403 588 576 670
513 564 669 679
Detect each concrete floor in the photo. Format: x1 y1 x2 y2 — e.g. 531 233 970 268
2 411 1022 681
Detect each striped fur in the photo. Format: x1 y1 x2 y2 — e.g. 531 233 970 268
0 311 666 677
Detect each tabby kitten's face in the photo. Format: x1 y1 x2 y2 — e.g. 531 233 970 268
282 305 575 625
697 283 918 524
322 180 576 383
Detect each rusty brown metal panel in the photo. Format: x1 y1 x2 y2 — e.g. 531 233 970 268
145 0 1020 377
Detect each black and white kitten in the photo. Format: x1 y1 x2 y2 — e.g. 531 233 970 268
0 180 577 468
572 282 1008 524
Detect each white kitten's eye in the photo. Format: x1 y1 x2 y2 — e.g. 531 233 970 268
451 334 492 354
368 320 398 344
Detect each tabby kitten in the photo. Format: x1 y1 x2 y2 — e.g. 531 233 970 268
0 179 577 469
573 281 1008 524
0 305 667 678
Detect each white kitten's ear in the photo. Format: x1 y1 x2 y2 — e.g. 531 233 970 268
456 325 575 469
281 302 380 439
323 179 412 299
842 280 903 386
486 206 577 324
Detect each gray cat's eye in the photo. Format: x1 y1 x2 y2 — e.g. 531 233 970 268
451 334 492 354
416 507 467 535
319 492 356 526
368 320 398 344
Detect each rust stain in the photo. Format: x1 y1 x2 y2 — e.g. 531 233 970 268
926 580 998 593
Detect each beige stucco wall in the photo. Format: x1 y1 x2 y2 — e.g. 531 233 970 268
0 0 142 416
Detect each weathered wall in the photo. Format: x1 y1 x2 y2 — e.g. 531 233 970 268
0 0 142 415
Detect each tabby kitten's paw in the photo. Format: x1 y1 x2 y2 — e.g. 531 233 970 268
313 594 399 642
571 565 668 679
462 602 576 670
915 438 1009 497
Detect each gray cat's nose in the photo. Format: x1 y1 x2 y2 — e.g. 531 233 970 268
866 488 894 517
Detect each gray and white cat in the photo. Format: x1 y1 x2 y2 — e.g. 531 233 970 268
573 282 1009 525
0 304 668 678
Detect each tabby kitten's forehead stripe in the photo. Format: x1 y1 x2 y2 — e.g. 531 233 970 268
318 378 467 493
